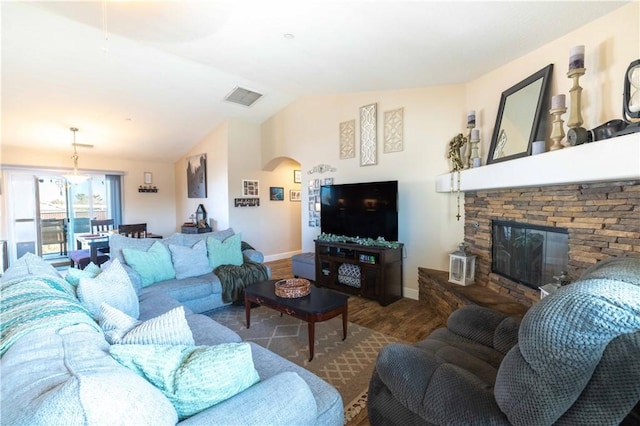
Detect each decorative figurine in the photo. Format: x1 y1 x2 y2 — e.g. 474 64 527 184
447 133 467 172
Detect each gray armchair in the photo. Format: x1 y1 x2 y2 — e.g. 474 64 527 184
368 257 640 425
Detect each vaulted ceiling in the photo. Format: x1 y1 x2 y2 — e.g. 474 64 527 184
1 1 627 162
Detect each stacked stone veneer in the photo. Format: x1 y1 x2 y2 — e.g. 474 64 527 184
463 180 640 306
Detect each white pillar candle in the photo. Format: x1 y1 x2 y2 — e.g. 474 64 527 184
551 94 566 109
467 110 476 126
569 45 585 70
471 128 480 140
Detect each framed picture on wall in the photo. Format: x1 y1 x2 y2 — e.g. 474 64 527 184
270 187 284 201
187 154 207 198
290 190 301 201
293 170 302 183
242 180 259 196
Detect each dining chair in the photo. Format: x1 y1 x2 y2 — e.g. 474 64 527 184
68 219 114 269
118 223 147 238
91 219 114 234
68 238 110 269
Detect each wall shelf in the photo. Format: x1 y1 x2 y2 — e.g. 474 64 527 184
138 188 158 193
436 132 640 193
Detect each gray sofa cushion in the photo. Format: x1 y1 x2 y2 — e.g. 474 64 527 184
248 342 344 425
1 324 178 426
109 233 158 263
1 252 61 282
138 272 222 303
179 372 318 426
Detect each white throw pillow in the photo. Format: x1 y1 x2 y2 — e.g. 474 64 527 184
77 259 139 319
169 240 212 279
98 303 194 346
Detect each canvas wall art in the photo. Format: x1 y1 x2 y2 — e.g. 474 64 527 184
187 154 207 198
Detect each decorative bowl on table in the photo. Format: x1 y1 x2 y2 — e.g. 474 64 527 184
274 278 311 298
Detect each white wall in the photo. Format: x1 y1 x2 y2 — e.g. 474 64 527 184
174 122 230 231
262 86 467 299
1 145 177 238
259 2 639 299
465 3 639 157
174 119 302 258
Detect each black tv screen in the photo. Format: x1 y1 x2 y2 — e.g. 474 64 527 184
320 180 398 241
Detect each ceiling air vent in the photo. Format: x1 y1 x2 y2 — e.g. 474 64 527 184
224 86 263 107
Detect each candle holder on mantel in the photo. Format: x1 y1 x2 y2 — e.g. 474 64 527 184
465 111 476 169
567 67 586 129
549 107 567 150
470 132 481 167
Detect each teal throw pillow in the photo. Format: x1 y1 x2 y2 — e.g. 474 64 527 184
123 241 175 287
169 240 212 279
110 342 260 420
207 233 243 269
98 303 194 345
65 262 102 286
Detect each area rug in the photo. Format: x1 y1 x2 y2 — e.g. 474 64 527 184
207 305 400 424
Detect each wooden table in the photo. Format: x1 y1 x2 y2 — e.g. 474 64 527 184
244 280 349 361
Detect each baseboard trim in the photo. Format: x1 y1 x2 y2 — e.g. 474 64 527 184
264 251 302 262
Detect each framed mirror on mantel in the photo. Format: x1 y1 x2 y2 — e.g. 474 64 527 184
487 64 554 164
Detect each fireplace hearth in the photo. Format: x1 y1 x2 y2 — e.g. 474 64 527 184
492 221 568 289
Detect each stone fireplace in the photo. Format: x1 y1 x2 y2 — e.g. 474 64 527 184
424 134 640 311
464 180 640 306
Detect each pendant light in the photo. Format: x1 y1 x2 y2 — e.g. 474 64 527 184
62 127 89 185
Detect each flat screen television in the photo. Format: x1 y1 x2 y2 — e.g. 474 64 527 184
320 180 398 241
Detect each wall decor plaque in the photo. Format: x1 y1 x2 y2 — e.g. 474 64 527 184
339 119 356 159
360 103 377 166
384 107 404 153
235 198 260 207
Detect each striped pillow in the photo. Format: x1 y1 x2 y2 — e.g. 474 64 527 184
98 303 194 346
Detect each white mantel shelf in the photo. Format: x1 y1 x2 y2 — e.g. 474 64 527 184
436 132 640 193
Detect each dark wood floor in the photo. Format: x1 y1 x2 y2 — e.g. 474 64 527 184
266 257 446 426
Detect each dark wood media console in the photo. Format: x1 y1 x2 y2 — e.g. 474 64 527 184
315 240 403 306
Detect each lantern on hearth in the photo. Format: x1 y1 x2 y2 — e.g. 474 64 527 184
448 242 476 286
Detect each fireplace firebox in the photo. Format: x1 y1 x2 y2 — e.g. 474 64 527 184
492 221 568 289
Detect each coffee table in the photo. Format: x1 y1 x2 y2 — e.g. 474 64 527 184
244 280 349 361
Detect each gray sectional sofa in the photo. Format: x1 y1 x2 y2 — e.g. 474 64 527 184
1 231 344 425
108 228 268 313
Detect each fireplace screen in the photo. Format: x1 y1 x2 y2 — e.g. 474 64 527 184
492 221 568 289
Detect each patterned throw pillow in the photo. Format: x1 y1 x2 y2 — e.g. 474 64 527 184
207 233 243 269
76 259 139 319
98 303 194 345
169 240 212 279
110 342 260 420
65 262 102 286
122 241 176 287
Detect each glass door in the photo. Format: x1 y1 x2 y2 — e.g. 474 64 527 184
67 177 109 251
7 172 40 260
39 176 69 259
4 169 120 266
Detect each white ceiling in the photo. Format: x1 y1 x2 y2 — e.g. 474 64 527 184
1 1 627 162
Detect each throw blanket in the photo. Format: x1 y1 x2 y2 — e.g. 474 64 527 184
1 275 100 357
215 260 269 304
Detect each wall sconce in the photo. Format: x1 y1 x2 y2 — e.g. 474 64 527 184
448 242 476 286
